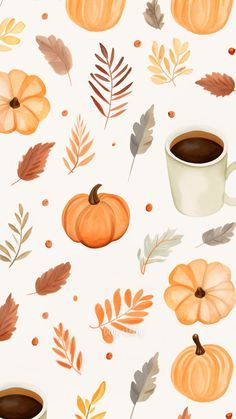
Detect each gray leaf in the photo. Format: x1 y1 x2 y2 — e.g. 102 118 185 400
144 0 164 30
144 234 153 257
130 105 155 158
202 222 236 246
130 352 159 405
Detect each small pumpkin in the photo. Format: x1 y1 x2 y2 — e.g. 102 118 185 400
171 0 233 34
164 259 236 325
62 184 130 248
172 334 233 402
0 69 50 135
66 0 126 32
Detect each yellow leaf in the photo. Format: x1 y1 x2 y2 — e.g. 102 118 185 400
1 36 20 45
85 399 90 409
180 68 193 75
148 66 162 74
148 55 158 66
169 49 176 65
152 41 158 57
77 395 86 416
179 50 191 64
173 38 181 56
181 41 189 54
91 382 106 405
0 18 9 35
151 75 168 84
0 44 11 51
11 21 25 34
158 45 165 62
6 18 15 32
164 57 170 73
90 413 106 419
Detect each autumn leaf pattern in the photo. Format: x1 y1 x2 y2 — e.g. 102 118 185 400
76 381 107 418
63 115 95 174
28 262 71 296
0 18 25 52
53 323 82 375
89 43 133 129
196 73 235 97
91 289 153 344
0 294 19 341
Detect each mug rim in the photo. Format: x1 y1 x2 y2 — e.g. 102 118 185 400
0 382 47 418
165 125 227 167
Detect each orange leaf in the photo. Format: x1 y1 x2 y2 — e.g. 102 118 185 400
124 289 132 307
110 109 126 118
52 348 66 358
95 304 104 325
63 329 69 349
140 295 154 301
56 360 72 369
79 153 95 167
127 311 148 317
105 299 112 321
54 327 62 339
0 294 19 341
76 351 82 371
113 289 121 317
80 140 93 157
112 322 135 334
70 336 76 363
66 146 76 165
71 129 79 146
69 138 78 156
119 317 144 325
133 290 144 304
134 301 153 310
101 327 113 344
63 158 71 171
81 131 89 146
53 337 63 349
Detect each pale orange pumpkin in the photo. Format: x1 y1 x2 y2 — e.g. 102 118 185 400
66 0 126 32
171 0 233 34
62 184 130 248
164 259 236 325
0 69 50 135
172 334 233 402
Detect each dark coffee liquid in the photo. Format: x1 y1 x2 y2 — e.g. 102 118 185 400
0 394 42 419
171 137 223 164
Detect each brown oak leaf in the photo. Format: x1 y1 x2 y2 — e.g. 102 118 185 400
0 294 19 341
14 142 55 184
196 73 235 97
30 262 71 296
178 407 191 419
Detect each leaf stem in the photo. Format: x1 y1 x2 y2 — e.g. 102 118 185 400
9 224 22 268
141 238 168 275
104 55 113 130
90 304 135 329
130 403 136 419
195 242 204 248
11 178 21 186
67 71 72 86
85 402 91 419
128 156 136 181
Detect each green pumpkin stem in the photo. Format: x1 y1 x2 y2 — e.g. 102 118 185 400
89 184 102 205
193 334 205 356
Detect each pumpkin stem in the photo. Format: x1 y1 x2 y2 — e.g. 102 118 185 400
195 287 206 299
193 334 205 356
9 97 20 109
89 184 102 205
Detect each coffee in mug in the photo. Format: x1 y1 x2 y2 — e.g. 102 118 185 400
165 129 236 216
0 384 46 419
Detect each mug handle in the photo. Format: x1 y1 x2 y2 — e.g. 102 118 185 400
224 162 236 205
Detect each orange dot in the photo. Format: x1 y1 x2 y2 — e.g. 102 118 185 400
32 337 39 346
42 312 49 319
168 111 175 118
45 240 52 248
134 40 141 48
146 203 153 212
73 295 78 302
228 48 235 55
42 199 49 206
106 352 113 360
112 142 116 147
62 110 68 117
226 414 233 419
41 13 48 20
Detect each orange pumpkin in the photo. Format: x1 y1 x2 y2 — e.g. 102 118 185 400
171 0 233 34
164 259 236 325
0 69 50 135
66 0 126 32
62 184 130 248
172 334 233 402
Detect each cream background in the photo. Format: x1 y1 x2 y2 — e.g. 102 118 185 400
1 0 236 418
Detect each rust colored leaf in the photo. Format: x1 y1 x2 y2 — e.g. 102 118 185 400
134 301 153 310
91 96 106 116
119 317 144 324
113 289 121 316
124 289 132 307
105 299 112 321
53 323 83 375
35 262 71 296
100 43 108 59
95 304 104 325
133 290 144 304
101 327 113 344
15 143 55 184
196 72 235 97
56 360 72 369
70 336 76 363
0 294 18 341
76 351 82 371
178 407 191 419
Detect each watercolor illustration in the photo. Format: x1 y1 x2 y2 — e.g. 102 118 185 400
164 259 236 325
165 129 236 216
62 184 130 248
171 0 233 34
75 381 106 418
197 222 236 247
144 0 164 30
178 407 191 419
66 0 126 32
52 323 82 375
196 72 236 97
0 70 50 134
0 385 46 419
172 334 233 402
0 18 25 52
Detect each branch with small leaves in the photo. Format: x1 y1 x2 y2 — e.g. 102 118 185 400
89 43 133 129
0 18 25 52
0 204 32 268
63 115 95 174
76 381 107 419
53 323 82 375
148 38 192 86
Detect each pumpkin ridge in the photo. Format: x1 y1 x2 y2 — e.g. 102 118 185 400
205 279 235 292
62 194 88 242
206 293 234 318
100 200 116 241
169 264 196 288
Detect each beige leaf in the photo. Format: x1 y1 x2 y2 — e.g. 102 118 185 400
0 18 9 35
179 68 193 75
0 245 10 257
179 51 191 65
152 41 158 57
90 413 106 419
91 382 106 405
173 38 181 56
181 42 189 54
0 44 11 51
151 75 168 84
148 55 158 66
158 45 165 62
148 66 162 74
16 251 31 260
2 36 20 45
164 57 170 73
11 21 25 34
169 49 176 65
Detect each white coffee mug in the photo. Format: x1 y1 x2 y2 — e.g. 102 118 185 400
165 127 236 217
0 383 47 418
